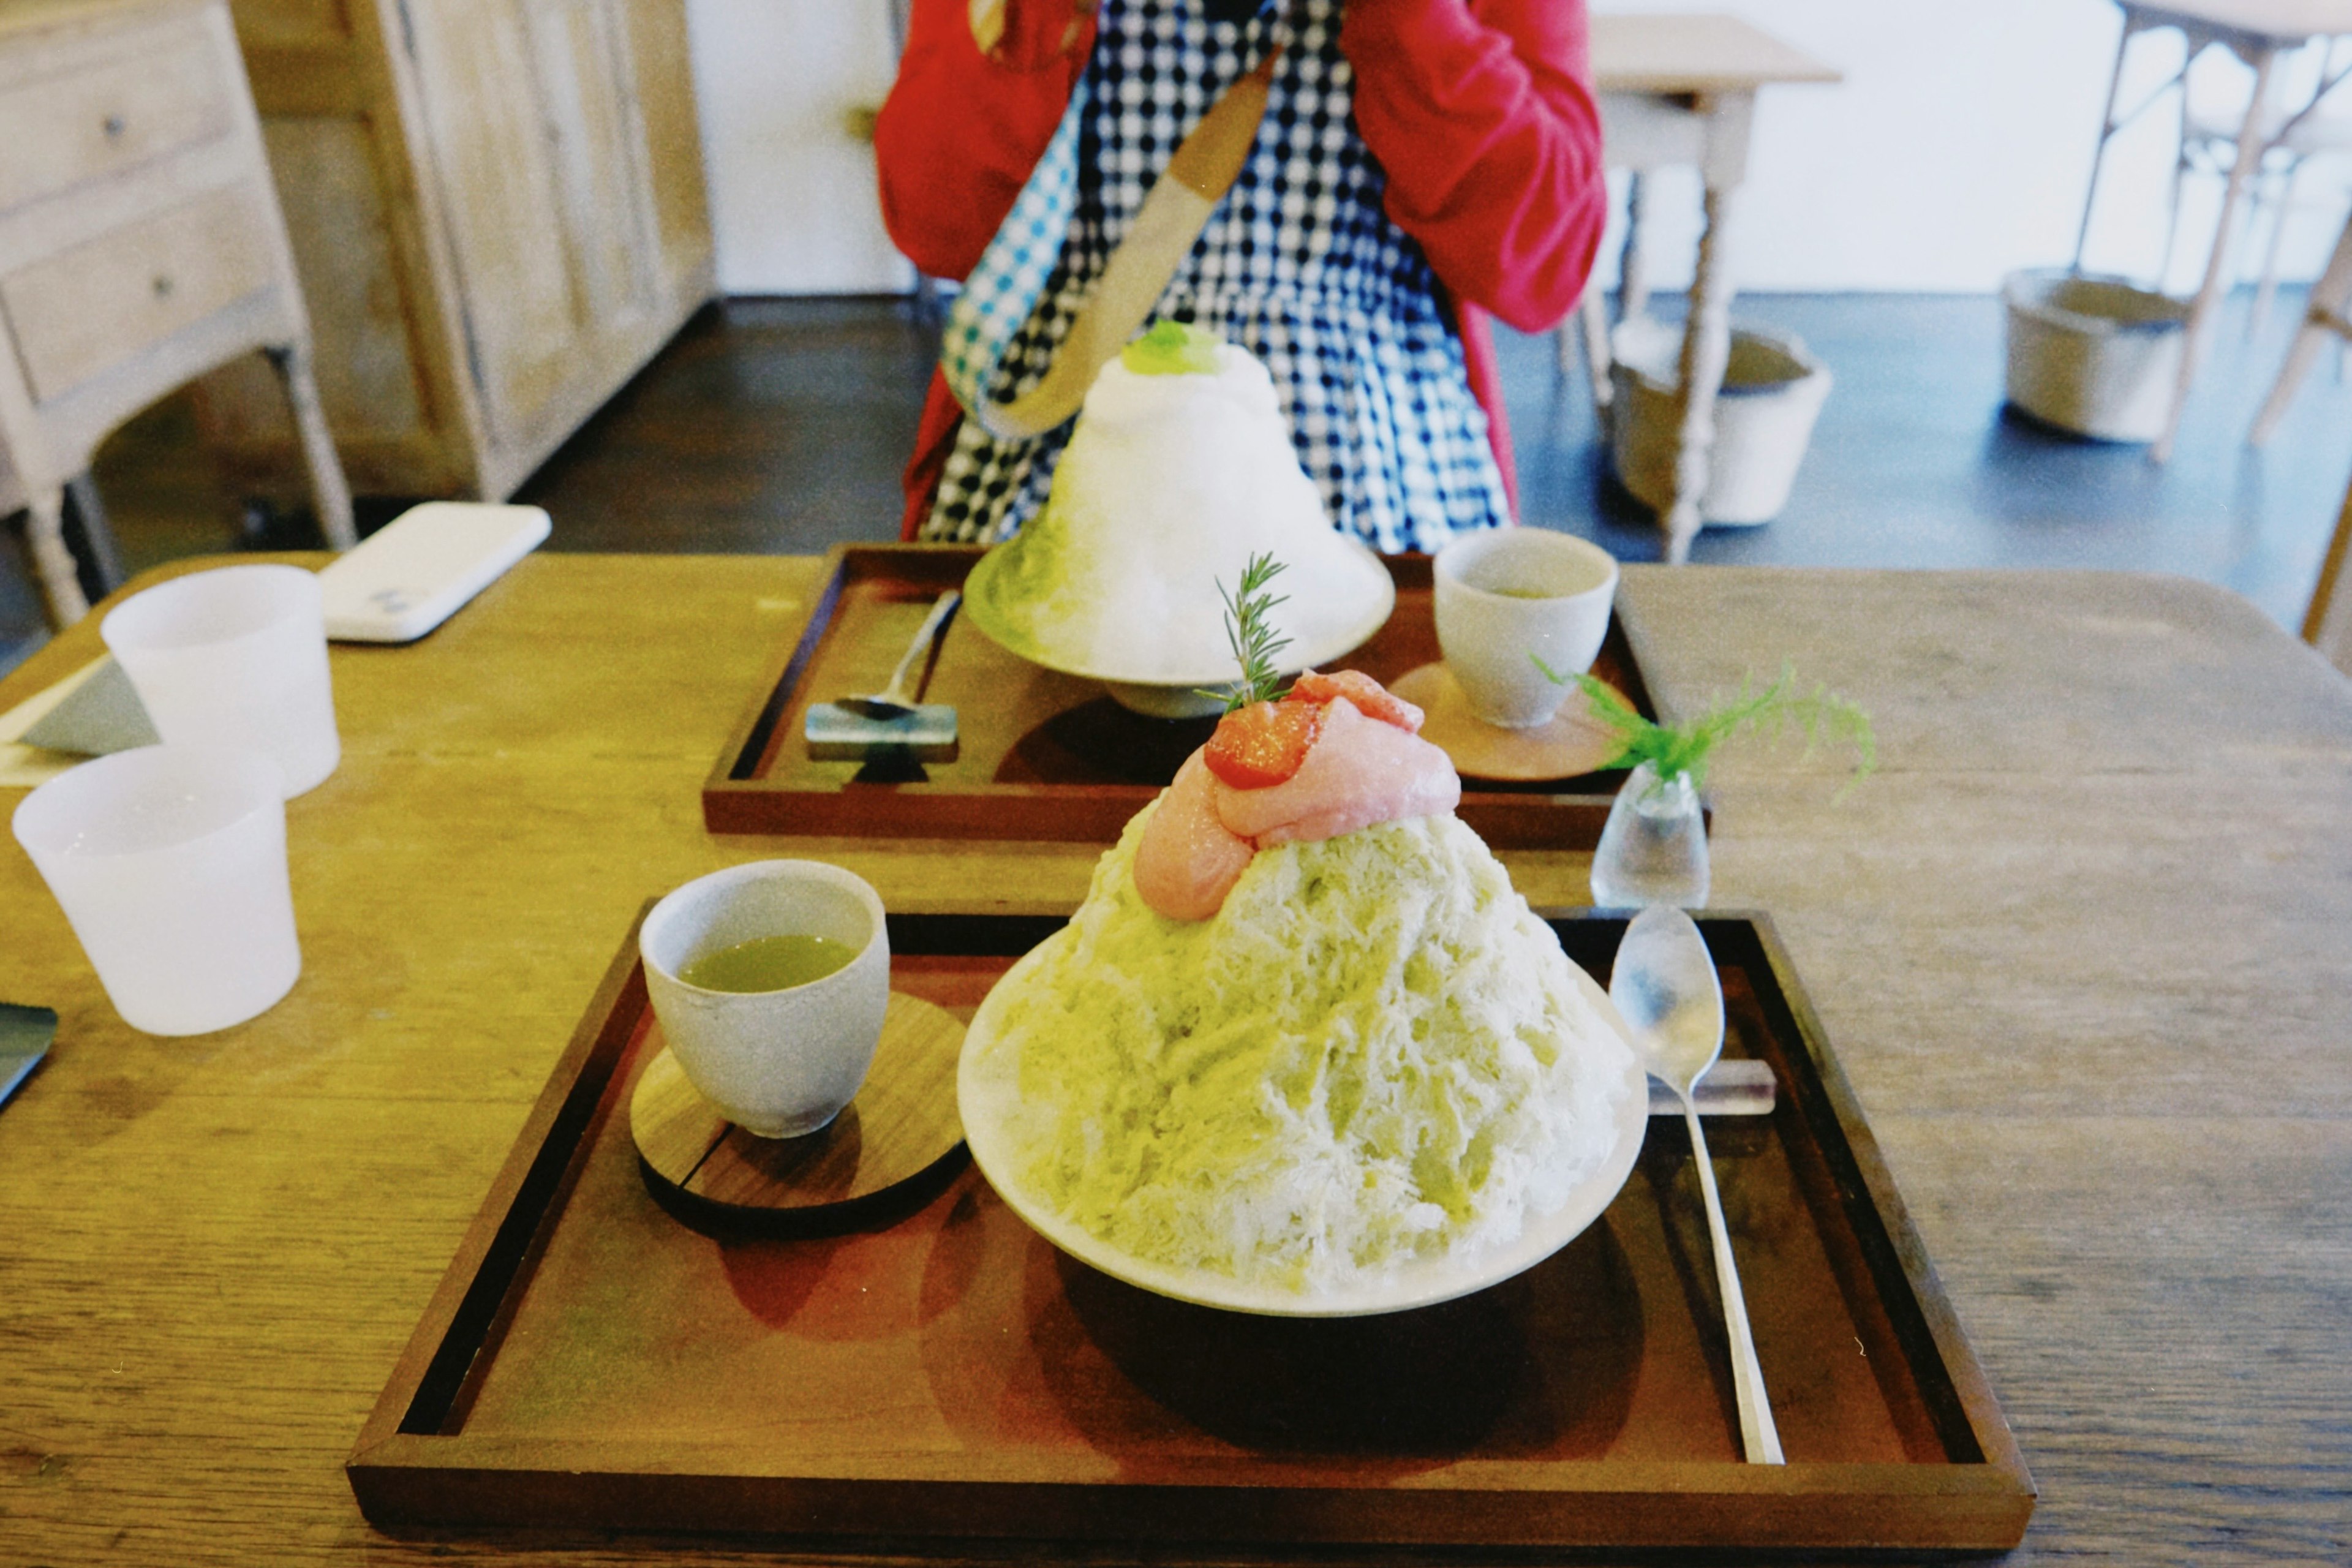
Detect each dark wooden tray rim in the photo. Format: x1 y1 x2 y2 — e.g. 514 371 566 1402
702 546 1664 848
349 908 2033 1555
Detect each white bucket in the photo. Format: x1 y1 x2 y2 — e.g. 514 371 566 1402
1608 317 1832 527
2001 269 2187 443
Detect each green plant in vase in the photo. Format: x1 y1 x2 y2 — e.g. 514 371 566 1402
1533 659 1875 908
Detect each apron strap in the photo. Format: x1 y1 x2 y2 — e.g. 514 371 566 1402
941 23 1283 439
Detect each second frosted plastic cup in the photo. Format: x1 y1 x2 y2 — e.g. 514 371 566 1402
12 746 301 1036
102 564 340 797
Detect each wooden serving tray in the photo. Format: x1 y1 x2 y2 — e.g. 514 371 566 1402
349 907 2034 1555
703 545 1661 846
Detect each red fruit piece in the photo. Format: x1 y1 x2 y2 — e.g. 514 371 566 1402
1204 699 1325 789
1286 668 1424 733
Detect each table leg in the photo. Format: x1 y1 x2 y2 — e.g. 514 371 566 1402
23 484 89 627
2160 74 2191 284
1660 92 1752 565
64 472 123 597
1564 169 1646 410
2248 156 2301 339
1621 172 1654 322
2152 44 2279 463
1665 179 1737 564
1576 284 1614 420
265 343 357 551
2305 473 2352 676
2075 17 2137 270
2248 203 2352 445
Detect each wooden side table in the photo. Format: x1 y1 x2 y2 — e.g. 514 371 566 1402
0 0 353 628
1574 15 1840 563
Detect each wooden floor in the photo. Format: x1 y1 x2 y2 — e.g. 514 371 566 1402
6 289 2350 677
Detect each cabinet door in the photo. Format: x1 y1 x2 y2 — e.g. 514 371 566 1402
525 0 658 337
619 0 713 305
256 117 429 451
404 0 582 456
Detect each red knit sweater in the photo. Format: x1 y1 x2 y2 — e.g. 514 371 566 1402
875 0 1605 540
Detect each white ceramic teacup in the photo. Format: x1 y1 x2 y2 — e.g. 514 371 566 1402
1433 530 1619 728
639 861 891 1139
12 745 301 1036
101 564 340 798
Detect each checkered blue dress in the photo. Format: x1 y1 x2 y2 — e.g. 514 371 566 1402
921 0 1509 552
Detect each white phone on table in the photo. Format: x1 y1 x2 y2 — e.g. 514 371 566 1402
317 502 551 643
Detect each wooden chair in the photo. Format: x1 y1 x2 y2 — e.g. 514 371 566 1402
2304 469 2352 675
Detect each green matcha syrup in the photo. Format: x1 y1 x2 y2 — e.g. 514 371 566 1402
678 933 857 992
1121 318 1223 375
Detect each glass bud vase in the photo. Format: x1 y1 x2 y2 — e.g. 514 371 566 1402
1591 761 1709 908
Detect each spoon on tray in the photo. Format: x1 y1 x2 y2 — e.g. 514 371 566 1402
837 590 962 720
1610 905 1784 1464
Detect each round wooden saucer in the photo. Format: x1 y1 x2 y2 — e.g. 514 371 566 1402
631 990 967 1235
1390 662 1626 782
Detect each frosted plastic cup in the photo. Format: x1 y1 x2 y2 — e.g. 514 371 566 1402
101 564 340 798
12 745 301 1036
1433 530 1619 728
639 861 890 1139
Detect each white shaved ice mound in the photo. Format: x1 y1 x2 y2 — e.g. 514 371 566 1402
970 342 1392 683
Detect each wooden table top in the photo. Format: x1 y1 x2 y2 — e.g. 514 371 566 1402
1590 13 1841 95
2 553 2348 1565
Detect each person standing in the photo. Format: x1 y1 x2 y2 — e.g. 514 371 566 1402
877 0 1607 552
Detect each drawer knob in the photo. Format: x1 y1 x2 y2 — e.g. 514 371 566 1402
151 275 173 301
102 113 127 140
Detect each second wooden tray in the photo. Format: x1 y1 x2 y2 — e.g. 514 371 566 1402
704 545 1662 846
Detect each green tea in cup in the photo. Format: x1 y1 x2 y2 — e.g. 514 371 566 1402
640 861 891 1138
678 933 858 993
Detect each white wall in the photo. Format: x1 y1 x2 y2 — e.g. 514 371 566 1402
683 0 2352 296
684 0 910 296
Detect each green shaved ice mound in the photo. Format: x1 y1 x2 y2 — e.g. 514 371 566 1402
1121 318 1223 375
969 811 1636 1294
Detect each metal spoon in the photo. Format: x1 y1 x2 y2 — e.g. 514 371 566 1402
837 590 960 720
1609 905 1784 1464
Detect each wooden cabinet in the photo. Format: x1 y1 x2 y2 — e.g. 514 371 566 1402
203 0 715 501
0 0 353 626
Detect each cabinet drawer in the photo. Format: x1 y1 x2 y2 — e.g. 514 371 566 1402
0 15 236 217
2 183 276 404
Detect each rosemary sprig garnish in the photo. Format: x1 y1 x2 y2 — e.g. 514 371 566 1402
1198 552 1292 713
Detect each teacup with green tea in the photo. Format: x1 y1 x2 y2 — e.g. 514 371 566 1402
639 861 889 1138
1432 530 1619 728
